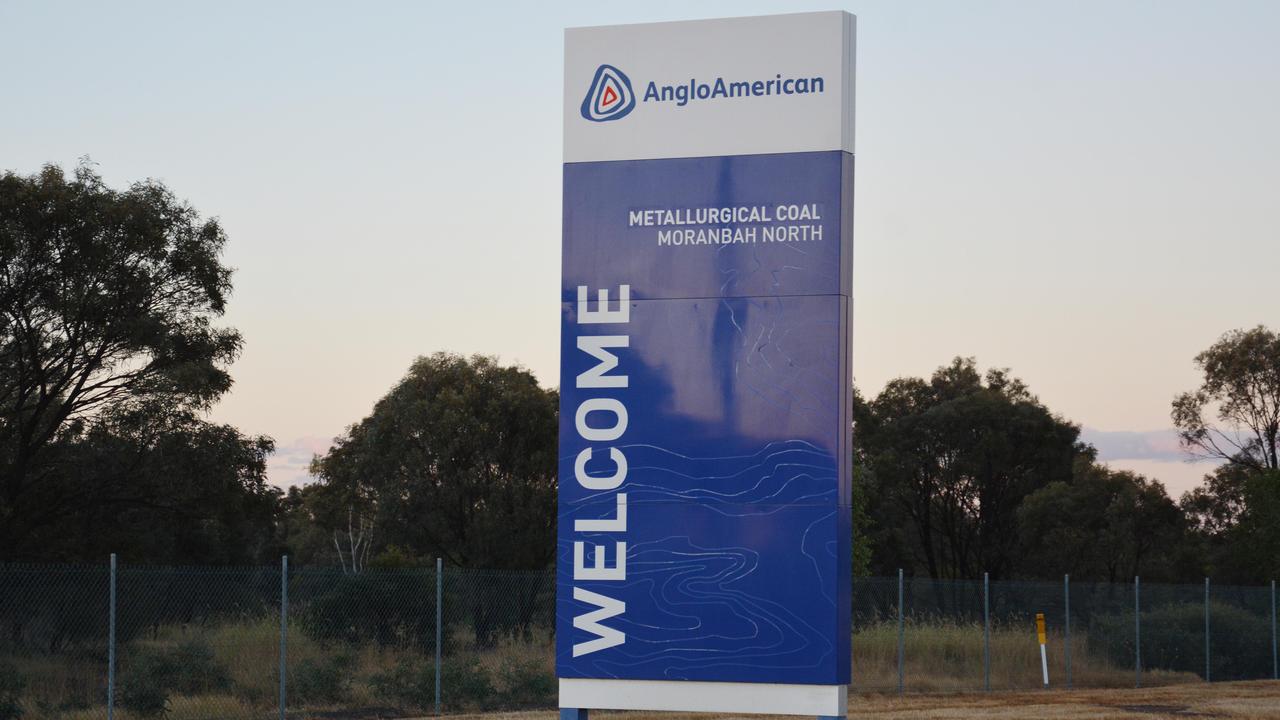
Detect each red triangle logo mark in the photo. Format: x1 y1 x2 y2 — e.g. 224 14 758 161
602 85 617 107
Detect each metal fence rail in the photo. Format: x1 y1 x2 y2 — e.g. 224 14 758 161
1 562 1277 719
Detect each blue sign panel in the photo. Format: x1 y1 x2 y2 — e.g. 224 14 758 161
557 150 853 685
561 152 852 302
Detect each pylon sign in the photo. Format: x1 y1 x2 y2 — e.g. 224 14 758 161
558 12 856 717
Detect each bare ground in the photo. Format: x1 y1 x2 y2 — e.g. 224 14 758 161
443 681 1280 720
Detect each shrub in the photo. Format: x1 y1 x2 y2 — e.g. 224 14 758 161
118 651 172 717
168 639 232 694
368 658 435 711
117 640 234 715
0 570 112 653
0 663 25 720
296 572 439 652
290 653 355 705
1089 601 1271 679
371 656 497 712
495 656 554 708
454 572 553 649
441 657 495 711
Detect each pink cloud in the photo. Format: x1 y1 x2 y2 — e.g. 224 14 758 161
265 435 335 489
1081 428 1189 462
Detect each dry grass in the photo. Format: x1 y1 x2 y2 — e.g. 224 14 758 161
851 621 1198 692
1 619 1231 720
15 621 558 720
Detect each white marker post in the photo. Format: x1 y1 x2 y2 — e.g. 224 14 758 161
1036 612 1049 688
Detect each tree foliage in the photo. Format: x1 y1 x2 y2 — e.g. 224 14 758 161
1017 458 1189 582
41 406 277 563
0 163 275 563
1222 469 1280 580
1172 327 1280 583
857 358 1081 580
310 353 558 569
1180 462 1253 536
1173 325 1280 471
1182 468 1280 582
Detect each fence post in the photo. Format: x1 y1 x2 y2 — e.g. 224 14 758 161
108 553 116 720
1134 575 1141 688
897 568 905 696
1204 577 1211 683
436 557 443 716
279 555 288 720
1272 579 1277 681
1064 574 1072 690
983 572 990 692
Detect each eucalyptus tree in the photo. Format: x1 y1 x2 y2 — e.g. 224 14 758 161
0 163 273 562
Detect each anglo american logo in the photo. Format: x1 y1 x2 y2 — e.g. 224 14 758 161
581 64 636 122
581 63 826 123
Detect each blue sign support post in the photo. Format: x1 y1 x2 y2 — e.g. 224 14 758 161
558 12 855 718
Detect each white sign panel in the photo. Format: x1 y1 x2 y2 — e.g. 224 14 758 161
564 12 855 163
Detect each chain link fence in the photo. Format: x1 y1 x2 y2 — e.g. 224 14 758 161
852 574 1280 696
2 562 1277 719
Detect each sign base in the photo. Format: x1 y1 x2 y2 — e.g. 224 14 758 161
559 679 848 716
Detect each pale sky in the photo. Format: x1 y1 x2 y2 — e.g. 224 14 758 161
3 0 1276 496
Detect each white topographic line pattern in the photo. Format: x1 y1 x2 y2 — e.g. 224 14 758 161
558 439 839 681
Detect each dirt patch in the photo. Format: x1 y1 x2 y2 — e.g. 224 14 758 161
1115 705 1222 717
439 681 1280 720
